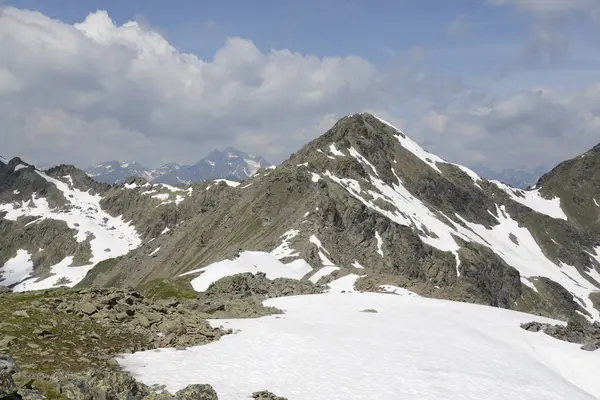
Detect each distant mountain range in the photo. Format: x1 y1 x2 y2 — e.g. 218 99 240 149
85 147 271 185
471 164 547 189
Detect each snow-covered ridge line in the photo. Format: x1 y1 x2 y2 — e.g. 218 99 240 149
371 115 483 185
370 115 563 220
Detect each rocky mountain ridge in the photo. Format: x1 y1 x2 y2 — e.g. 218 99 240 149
0 157 242 291
61 113 600 322
2 113 600 324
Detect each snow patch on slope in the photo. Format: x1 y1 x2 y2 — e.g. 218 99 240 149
491 181 567 220
327 273 361 293
119 290 600 399
0 170 141 289
309 266 340 283
456 206 600 320
179 251 313 292
0 249 33 286
13 257 93 292
373 115 443 173
328 143 344 157
374 231 384 257
324 146 598 319
271 230 300 259
352 261 365 269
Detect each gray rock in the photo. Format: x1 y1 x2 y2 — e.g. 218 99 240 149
175 384 219 400
0 354 17 399
581 342 599 351
522 314 600 351
79 302 98 315
0 338 15 349
252 390 288 400
11 310 28 318
137 314 151 328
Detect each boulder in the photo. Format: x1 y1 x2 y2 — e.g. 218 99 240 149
79 302 98 315
252 390 288 400
0 354 17 399
175 384 219 400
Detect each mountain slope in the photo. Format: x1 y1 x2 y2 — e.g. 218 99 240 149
0 158 212 290
80 113 600 322
536 143 600 234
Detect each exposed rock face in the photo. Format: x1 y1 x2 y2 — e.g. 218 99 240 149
195 272 327 318
537 143 600 233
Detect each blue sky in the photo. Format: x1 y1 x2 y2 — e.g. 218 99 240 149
1 0 600 172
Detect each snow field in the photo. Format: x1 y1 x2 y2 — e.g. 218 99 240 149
119 289 600 400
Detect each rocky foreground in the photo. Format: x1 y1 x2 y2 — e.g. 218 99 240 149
0 274 323 399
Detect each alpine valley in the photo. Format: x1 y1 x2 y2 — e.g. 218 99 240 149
1 113 599 399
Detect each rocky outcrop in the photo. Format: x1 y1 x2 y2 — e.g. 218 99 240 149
0 287 228 377
10 361 218 399
252 391 288 400
537 143 600 233
195 272 327 318
521 314 600 351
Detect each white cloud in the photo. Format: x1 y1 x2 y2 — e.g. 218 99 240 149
489 0 599 65
412 86 600 171
0 7 383 167
488 0 595 13
0 6 598 176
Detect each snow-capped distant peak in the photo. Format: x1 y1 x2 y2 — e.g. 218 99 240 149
85 160 157 184
151 147 271 185
86 148 271 185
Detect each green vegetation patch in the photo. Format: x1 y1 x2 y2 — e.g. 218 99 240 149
139 278 198 300
0 289 145 375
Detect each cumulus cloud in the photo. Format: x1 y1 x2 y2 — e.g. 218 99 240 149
489 0 599 64
0 7 388 167
0 6 598 175
411 86 600 171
